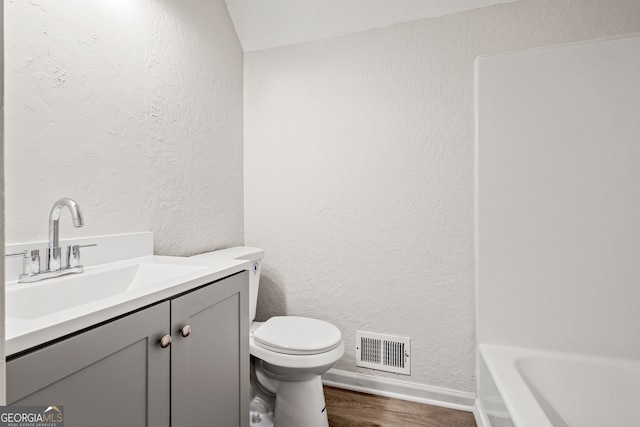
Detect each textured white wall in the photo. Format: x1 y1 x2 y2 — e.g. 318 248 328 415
477 34 640 358
245 0 640 393
4 0 244 255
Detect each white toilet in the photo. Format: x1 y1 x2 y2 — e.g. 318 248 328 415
192 247 344 427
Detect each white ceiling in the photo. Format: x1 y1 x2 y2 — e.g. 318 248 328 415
224 0 519 52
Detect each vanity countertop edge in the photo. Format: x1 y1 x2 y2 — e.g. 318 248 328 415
5 256 252 357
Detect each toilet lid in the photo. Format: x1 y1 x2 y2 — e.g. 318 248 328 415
253 316 342 355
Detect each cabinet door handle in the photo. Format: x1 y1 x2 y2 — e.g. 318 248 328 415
181 325 192 338
160 334 172 348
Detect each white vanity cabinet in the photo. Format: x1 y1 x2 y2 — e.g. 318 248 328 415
6 271 249 427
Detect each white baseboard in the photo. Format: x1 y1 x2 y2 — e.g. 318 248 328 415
474 398 491 427
322 368 476 413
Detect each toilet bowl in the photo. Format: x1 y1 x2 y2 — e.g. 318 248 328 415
191 247 344 427
250 317 344 427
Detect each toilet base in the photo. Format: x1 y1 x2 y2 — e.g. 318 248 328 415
250 358 276 427
250 396 274 427
273 376 329 427
250 409 274 427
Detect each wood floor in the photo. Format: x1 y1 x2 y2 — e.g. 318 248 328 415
324 386 477 427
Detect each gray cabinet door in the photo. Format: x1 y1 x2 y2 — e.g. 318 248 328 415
170 271 249 427
6 302 171 427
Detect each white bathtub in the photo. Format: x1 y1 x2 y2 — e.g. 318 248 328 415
480 344 640 427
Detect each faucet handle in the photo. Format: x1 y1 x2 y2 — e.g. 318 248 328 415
6 250 41 275
24 250 41 275
66 243 97 268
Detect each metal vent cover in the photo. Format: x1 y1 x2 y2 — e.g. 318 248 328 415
355 331 410 375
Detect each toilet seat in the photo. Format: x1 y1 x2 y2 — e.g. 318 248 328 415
250 337 345 371
253 316 342 355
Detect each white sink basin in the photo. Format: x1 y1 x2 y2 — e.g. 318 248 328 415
4 233 252 357
6 261 206 320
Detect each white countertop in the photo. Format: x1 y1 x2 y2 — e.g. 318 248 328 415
5 254 250 356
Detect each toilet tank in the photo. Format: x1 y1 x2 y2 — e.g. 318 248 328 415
190 246 264 322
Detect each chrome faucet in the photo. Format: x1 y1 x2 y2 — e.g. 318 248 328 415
47 198 85 271
5 198 96 283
